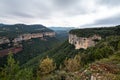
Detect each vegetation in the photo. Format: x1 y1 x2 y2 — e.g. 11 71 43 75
0 25 120 79
38 56 56 75
0 37 61 68
64 55 81 72
0 52 33 80
0 24 53 38
70 25 120 38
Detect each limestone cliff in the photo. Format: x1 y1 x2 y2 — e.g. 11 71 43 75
0 37 10 44
13 32 55 43
69 34 101 49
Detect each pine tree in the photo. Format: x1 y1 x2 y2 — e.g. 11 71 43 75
0 52 33 80
15 68 33 80
118 41 120 50
0 52 19 80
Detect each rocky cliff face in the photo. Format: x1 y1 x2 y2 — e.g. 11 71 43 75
0 32 55 44
0 37 10 44
69 34 101 49
13 32 55 43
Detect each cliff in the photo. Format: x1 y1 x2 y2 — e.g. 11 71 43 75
0 37 10 44
0 32 55 44
69 34 101 49
12 32 55 43
0 24 54 38
69 25 120 49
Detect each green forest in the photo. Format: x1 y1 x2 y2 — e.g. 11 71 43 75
0 25 120 80
0 24 53 38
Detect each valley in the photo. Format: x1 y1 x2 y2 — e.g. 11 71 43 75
0 0 120 79
0 24 120 80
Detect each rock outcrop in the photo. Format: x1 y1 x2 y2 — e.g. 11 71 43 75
0 32 55 44
0 37 10 44
12 32 55 43
69 34 101 49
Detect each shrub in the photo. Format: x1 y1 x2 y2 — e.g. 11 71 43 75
38 56 56 75
64 55 81 72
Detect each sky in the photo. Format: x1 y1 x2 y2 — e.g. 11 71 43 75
0 0 120 27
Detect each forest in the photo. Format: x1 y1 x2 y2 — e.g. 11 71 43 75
0 25 120 80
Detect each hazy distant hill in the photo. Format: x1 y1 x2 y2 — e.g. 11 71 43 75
49 27 75 31
49 27 75 41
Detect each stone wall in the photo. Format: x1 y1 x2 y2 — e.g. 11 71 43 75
69 34 101 49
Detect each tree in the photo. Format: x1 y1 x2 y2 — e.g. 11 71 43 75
15 68 33 80
0 52 33 80
0 52 19 80
118 41 120 50
64 55 81 72
38 56 56 75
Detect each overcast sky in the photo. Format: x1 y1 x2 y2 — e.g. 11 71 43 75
0 0 120 27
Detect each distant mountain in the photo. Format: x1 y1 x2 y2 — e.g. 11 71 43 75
49 27 76 41
0 23 4 27
49 27 75 31
0 23 53 32
0 23 54 38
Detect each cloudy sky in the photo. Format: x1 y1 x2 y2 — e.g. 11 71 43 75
0 0 120 27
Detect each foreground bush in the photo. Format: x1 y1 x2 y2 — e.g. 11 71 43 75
64 55 81 72
38 56 56 75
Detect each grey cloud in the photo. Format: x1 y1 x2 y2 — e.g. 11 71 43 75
10 12 34 18
82 14 120 27
0 0 97 19
0 0 120 27
0 0 53 19
52 0 94 16
53 0 79 7
99 0 120 7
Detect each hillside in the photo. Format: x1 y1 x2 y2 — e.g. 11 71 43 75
0 24 53 38
70 25 120 38
22 25 120 75
23 35 120 67
0 36 62 67
0 24 65 67
21 34 120 79
1 25 120 80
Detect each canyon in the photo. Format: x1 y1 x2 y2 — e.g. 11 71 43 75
0 32 55 57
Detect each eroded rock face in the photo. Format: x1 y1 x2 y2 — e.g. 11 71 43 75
0 37 10 44
12 32 55 43
69 34 101 49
